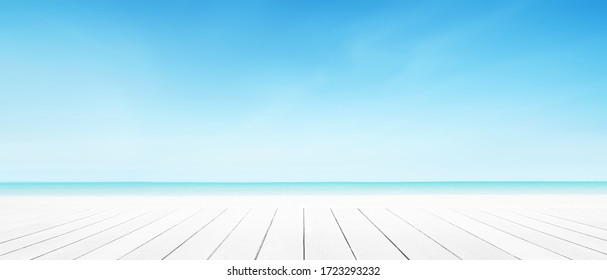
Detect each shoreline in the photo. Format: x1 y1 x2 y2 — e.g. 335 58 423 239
2 194 607 209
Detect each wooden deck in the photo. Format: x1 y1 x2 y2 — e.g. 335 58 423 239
1 206 607 260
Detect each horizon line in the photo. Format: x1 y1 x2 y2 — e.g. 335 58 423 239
1 181 607 184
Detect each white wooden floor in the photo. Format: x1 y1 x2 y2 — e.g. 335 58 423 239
1 207 607 260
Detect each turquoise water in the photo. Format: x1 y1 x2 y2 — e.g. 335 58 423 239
1 182 607 196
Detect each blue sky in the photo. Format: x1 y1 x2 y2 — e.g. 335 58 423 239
1 0 606 181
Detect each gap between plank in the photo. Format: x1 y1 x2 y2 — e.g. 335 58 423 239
254 208 278 260
481 210 607 256
118 208 205 260
427 209 520 260
386 208 462 260
358 208 410 260
206 209 251 260
330 208 357 260
162 209 227 260
455 209 571 260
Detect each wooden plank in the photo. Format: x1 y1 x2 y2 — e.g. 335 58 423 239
460 209 607 260
35 209 171 260
360 208 458 260
430 209 565 260
0 209 30 217
544 210 607 231
256 208 304 260
516 210 607 241
165 208 249 260
557 209 607 221
0 209 140 259
0 209 74 232
331 208 406 260
210 209 276 260
389 209 515 260
0 209 85 231
0 210 99 243
0 209 40 225
490 210 607 256
0 210 118 256
304 208 355 260
78 208 200 260
120 208 223 260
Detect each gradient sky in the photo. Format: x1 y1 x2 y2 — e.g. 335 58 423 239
1 0 606 181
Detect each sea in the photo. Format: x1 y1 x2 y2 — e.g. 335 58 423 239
1 182 607 196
